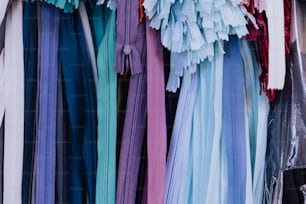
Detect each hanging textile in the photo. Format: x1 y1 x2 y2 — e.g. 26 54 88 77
96 9 117 204
266 0 286 89
143 0 249 92
116 0 147 201
265 0 306 203
1 1 24 203
145 18 166 204
22 2 38 203
35 3 59 204
240 39 270 204
59 11 97 204
79 3 98 91
55 65 69 204
190 45 223 204
165 70 198 203
222 35 247 204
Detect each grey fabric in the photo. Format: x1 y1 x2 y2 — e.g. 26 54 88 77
265 1 306 203
0 120 4 203
0 0 13 53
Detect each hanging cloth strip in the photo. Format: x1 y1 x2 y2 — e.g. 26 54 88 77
22 2 39 204
145 18 166 204
0 121 3 203
265 1 306 203
79 3 98 91
165 70 198 203
35 3 59 204
59 12 97 204
222 35 247 204
0 0 13 53
266 0 286 89
27 0 83 13
0 1 24 203
191 44 223 204
116 66 147 204
143 0 249 92
239 39 270 204
116 0 147 202
96 9 117 204
55 64 69 204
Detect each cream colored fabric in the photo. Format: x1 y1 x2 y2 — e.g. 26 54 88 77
266 0 286 90
1 1 24 203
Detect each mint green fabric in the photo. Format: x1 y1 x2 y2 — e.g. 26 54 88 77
96 10 117 204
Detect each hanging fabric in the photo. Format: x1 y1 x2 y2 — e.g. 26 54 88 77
1 1 24 203
266 0 306 203
59 11 97 204
0 120 3 203
35 3 59 204
96 9 117 204
55 65 69 204
145 18 166 204
116 0 147 201
192 44 224 204
266 0 286 89
22 2 38 203
240 39 270 204
222 35 247 204
143 0 249 92
165 70 198 203
0 0 13 53
79 3 98 91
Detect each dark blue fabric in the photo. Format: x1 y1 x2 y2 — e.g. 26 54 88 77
222 36 247 204
22 3 38 204
59 12 97 204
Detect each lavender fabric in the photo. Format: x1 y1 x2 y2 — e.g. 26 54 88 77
116 70 147 204
116 0 144 75
116 0 147 203
0 120 3 202
35 3 59 204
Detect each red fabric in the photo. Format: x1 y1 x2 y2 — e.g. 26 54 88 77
245 0 291 102
139 0 145 23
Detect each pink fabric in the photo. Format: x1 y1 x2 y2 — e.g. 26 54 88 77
145 18 166 204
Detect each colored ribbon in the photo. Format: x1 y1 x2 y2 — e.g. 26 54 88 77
35 4 59 204
1 1 24 203
96 10 117 204
222 36 247 204
59 12 97 204
165 70 198 203
266 0 286 89
22 2 38 203
145 18 166 204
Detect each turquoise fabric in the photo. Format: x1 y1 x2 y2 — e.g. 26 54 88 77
26 0 81 13
95 10 117 204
